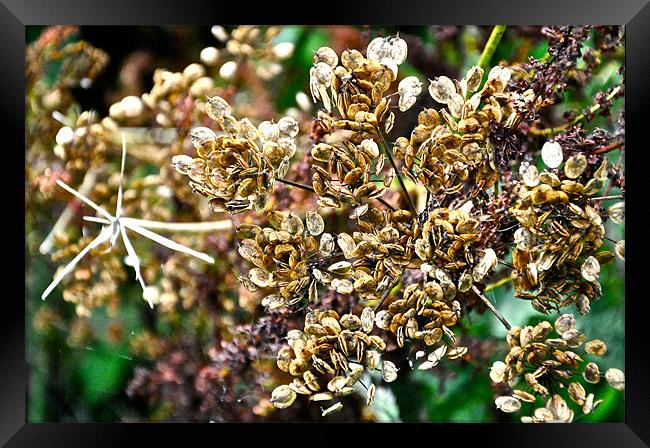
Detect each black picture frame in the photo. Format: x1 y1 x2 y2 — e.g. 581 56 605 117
6 0 649 445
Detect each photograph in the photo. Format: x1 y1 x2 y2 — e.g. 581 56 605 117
23 24 628 424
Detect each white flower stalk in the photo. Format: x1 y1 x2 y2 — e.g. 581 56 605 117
41 133 216 307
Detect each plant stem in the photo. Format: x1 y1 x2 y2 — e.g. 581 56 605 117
472 285 512 330
122 218 232 232
275 176 397 212
590 194 624 201
478 25 507 72
275 177 315 192
484 274 513 293
40 168 101 254
377 130 418 215
530 85 622 136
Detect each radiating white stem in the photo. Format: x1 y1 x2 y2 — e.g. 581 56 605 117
55 180 113 220
122 221 215 264
120 225 149 307
40 169 99 254
120 217 232 232
41 225 113 300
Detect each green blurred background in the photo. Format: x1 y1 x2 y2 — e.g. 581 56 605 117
25 25 624 422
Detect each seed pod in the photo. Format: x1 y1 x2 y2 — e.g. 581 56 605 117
605 368 625 390
382 360 398 382
564 154 588 179
270 385 297 409
495 396 521 413
306 211 325 236
541 141 563 169
583 362 601 384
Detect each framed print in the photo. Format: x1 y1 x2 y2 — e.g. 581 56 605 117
5 0 650 445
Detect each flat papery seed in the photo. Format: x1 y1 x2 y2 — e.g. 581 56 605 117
360 138 380 159
382 360 398 382
337 233 356 257
513 390 536 403
522 163 540 187
607 202 625 225
583 362 601 384
389 36 408 64
366 37 389 61
581 256 600 282
465 65 484 91
55 126 74 145
398 76 422 110
281 213 304 235
541 141 563 169
189 126 217 149
374 310 391 330
312 62 334 86
428 76 456 104
319 233 336 255
327 376 348 393
171 154 194 175
205 95 231 120
361 307 375 333
489 361 507 383
605 368 625 390
366 383 376 406
585 339 607 356
547 394 571 421
427 344 448 365
350 204 369 220
321 402 343 416
615 240 625 260
340 313 362 330
327 260 351 274
555 314 576 335
310 392 335 402
576 294 591 316
568 382 586 405
258 120 281 141
495 396 521 413
331 278 353 294
249 267 273 287
262 294 285 310
564 154 588 179
306 211 325 236
277 116 299 138
270 385 297 409
314 46 338 68
385 111 395 133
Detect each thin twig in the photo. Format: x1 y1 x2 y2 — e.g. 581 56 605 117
39 168 100 254
472 285 512 330
530 85 623 136
377 129 417 216
275 177 315 192
484 274 513 293
589 194 624 201
593 140 624 155
275 176 397 212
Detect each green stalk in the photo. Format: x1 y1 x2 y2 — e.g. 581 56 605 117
478 25 507 71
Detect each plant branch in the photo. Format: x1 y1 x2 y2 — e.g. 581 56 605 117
40 168 101 254
275 176 397 212
530 85 623 136
120 217 232 232
472 285 512 330
377 129 417 215
484 274 513 293
589 194 624 201
478 25 507 72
